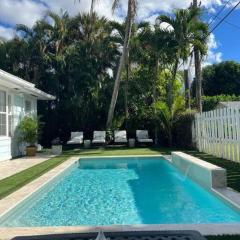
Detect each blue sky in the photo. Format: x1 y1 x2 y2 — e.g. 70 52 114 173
210 7 240 62
0 0 239 64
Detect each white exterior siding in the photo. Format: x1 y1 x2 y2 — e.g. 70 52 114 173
0 69 54 162
0 90 38 161
0 137 11 161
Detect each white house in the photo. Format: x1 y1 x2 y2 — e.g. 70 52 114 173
0 69 55 161
216 101 240 109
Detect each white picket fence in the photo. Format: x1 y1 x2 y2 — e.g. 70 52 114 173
193 107 240 162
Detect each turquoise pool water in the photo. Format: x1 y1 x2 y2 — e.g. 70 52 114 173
1 156 240 227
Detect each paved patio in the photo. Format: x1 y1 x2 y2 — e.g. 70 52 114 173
0 153 56 180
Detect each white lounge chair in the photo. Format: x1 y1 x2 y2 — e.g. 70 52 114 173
67 131 83 145
114 130 128 144
92 131 106 144
136 130 153 144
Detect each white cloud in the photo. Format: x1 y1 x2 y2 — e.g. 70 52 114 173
0 0 47 27
204 33 223 66
0 0 225 62
0 0 227 28
0 26 15 40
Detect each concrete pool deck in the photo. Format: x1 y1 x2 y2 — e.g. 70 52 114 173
0 153 57 180
1 224 240 240
0 154 240 239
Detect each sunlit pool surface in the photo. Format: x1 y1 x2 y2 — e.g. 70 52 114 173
1 156 240 227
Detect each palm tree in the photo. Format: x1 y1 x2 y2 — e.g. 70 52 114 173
156 94 187 146
137 22 172 144
157 8 208 109
106 0 138 129
109 21 129 128
42 11 73 57
191 5 209 113
109 21 144 129
16 20 50 83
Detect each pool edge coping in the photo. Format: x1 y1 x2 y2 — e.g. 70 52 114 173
1 224 240 239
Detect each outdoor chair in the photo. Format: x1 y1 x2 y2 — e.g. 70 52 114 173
114 130 128 144
92 131 106 145
136 130 153 144
67 131 83 145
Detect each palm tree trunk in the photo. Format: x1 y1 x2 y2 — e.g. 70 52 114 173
194 48 202 112
106 0 133 129
184 69 191 109
153 58 159 145
192 0 203 113
90 0 94 15
124 52 130 130
168 59 178 109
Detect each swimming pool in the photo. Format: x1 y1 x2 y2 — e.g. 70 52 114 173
1 156 240 227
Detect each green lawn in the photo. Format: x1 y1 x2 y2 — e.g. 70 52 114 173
0 155 69 200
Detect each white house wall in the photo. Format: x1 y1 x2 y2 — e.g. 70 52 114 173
0 137 11 161
0 89 38 161
11 94 37 157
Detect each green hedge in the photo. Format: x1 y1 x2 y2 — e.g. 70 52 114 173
172 110 196 148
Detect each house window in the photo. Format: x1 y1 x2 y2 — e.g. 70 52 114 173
25 100 31 113
0 90 7 136
8 95 13 136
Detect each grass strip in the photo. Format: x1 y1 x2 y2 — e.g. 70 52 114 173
0 155 69 200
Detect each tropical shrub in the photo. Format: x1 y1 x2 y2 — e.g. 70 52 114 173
156 95 185 146
18 116 41 146
172 109 196 148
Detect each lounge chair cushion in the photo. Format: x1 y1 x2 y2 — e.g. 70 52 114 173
138 139 153 143
92 139 106 144
67 138 83 144
67 132 83 144
115 139 128 143
114 130 127 143
136 130 153 143
92 131 106 144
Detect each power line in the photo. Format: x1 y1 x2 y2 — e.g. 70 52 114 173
208 0 231 26
178 0 240 70
216 16 240 30
210 1 240 33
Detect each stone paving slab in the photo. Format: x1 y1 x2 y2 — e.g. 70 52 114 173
0 153 56 180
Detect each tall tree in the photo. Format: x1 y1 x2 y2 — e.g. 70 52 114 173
138 22 172 144
157 8 208 109
192 0 206 112
202 61 240 96
106 0 137 129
